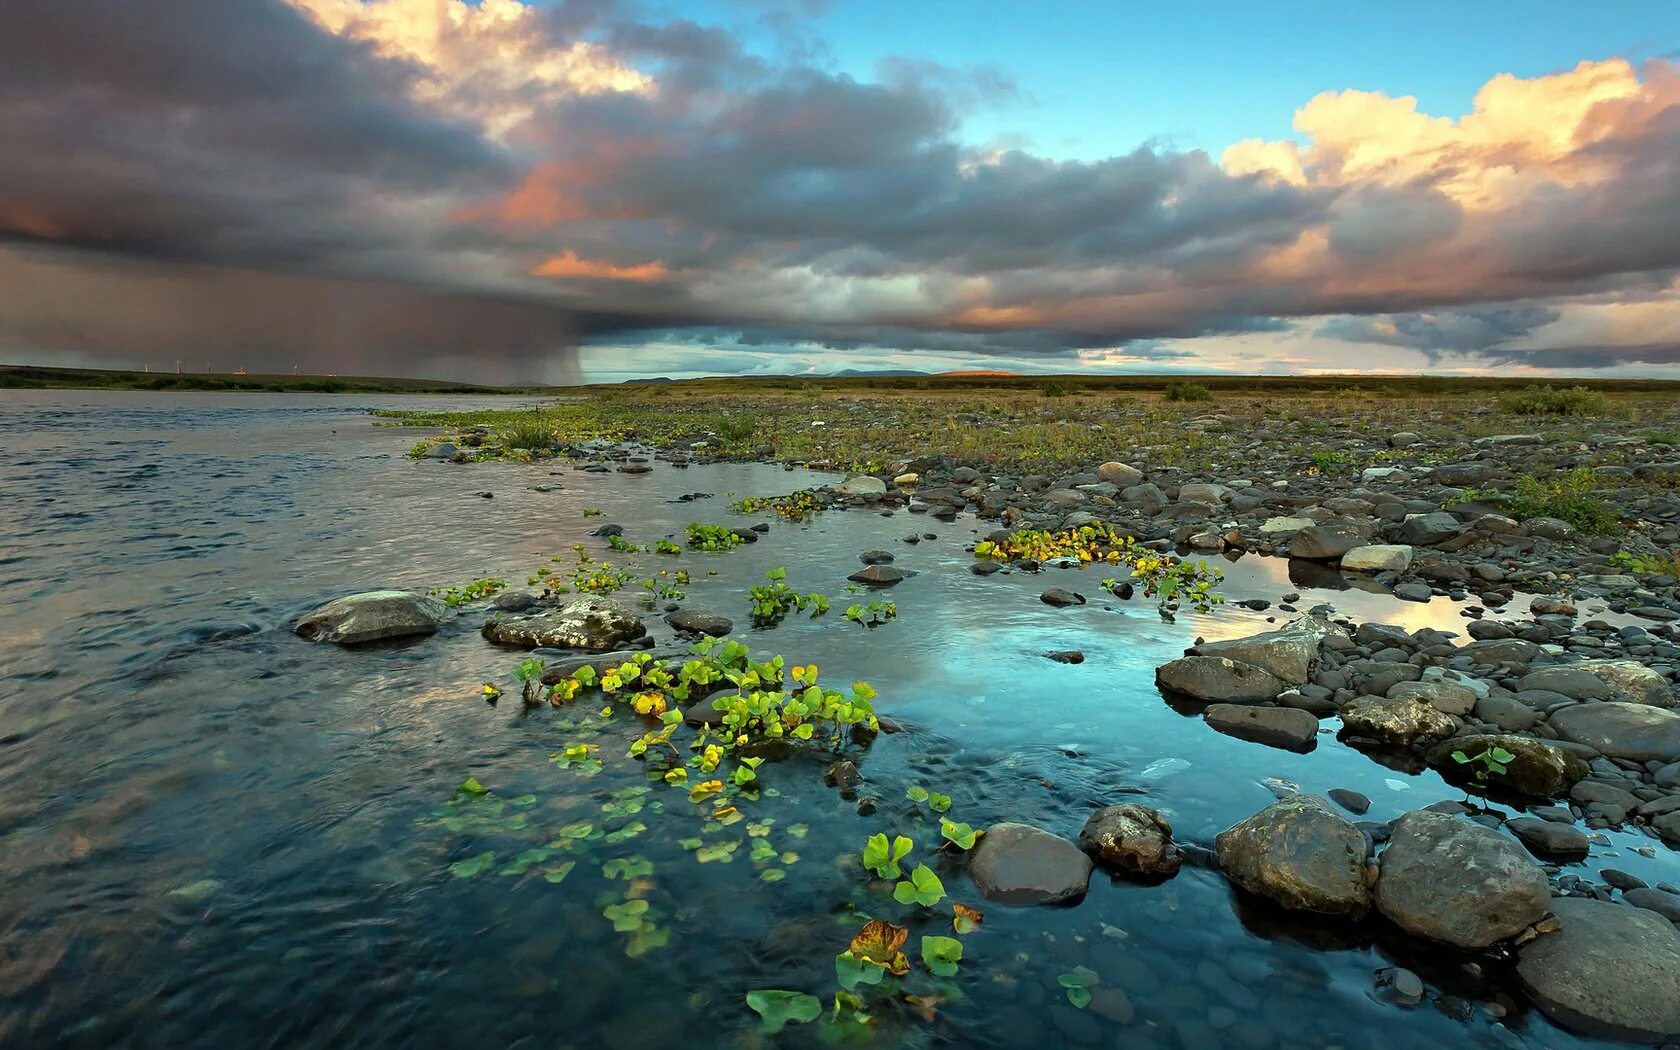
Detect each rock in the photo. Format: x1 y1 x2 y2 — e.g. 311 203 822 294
482 597 647 651
293 590 448 645
969 823 1093 906
1571 659 1672 706
1203 704 1319 752
1045 650 1084 664
1516 666 1613 701
825 759 861 795
1096 462 1144 487
1327 788 1370 815
1504 817 1590 860
858 549 895 565
1040 587 1085 607
1340 544 1415 573
1395 512 1462 546
1078 804 1182 878
1156 656 1287 703
664 609 734 637
1393 582 1433 602
836 475 886 496
1192 616 1342 686
1260 515 1314 537
1423 735 1588 797
892 472 919 487
420 442 457 459
1516 896 1680 1043
1622 887 1680 923
1387 679 1476 716
1374 967 1425 1007
847 565 909 586
1548 703 1680 763
1290 523 1365 560
1214 795 1371 917
1374 810 1548 948
1338 695 1455 745
1179 482 1232 504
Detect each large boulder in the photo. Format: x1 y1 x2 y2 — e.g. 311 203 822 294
1423 735 1588 797
1395 512 1462 546
1340 544 1414 573
294 590 448 645
1548 703 1680 763
1204 704 1319 752
1571 659 1672 706
1289 522 1365 560
1078 804 1182 878
1214 795 1371 918
1192 616 1343 686
969 823 1092 906
1338 695 1455 745
1096 462 1144 487
1156 656 1286 703
1516 897 1680 1043
1387 679 1476 716
1374 810 1549 948
483 597 647 651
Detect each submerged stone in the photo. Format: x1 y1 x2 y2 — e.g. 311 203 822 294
969 823 1092 906
1078 804 1182 878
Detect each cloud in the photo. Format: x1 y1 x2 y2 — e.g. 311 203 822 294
2 2 1680 378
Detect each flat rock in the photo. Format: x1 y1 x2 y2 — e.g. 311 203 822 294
1341 544 1414 573
1078 804 1182 878
1193 616 1343 686
664 609 734 637
1374 810 1548 948
1387 679 1476 716
1516 897 1680 1043
969 822 1093 906
1156 656 1287 703
1505 816 1590 860
482 597 647 651
1040 587 1085 607
1214 795 1371 917
1204 704 1319 753
836 475 887 496
1549 703 1680 763
294 590 448 645
847 564 910 586
1572 659 1672 706
1338 695 1455 745
1290 522 1366 560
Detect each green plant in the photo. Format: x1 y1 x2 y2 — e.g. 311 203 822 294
731 489 824 522
939 818 978 850
893 864 946 907
513 656 545 704
496 415 556 450
974 523 1225 612
574 559 634 595
686 523 744 551
583 507 602 517
1164 381 1211 402
1058 967 1100 1008
432 577 507 606
906 786 950 812
844 598 897 626
1611 550 1680 575
1498 385 1610 417
748 568 830 626
655 538 682 554
605 534 643 553
863 833 912 879
745 990 821 1035
920 936 963 977
1503 468 1620 534
1452 745 1517 785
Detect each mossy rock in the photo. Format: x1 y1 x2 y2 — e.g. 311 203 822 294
1425 734 1588 797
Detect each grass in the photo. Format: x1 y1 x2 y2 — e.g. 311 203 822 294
496 415 556 450
1163 381 1211 402
1498 385 1612 417
1503 468 1621 535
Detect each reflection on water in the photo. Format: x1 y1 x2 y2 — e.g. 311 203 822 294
0 391 1667 1049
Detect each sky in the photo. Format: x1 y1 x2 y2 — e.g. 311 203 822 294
3 1 1680 384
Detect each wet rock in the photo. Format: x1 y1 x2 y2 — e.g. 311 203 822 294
294 590 448 645
1192 616 1343 686
1423 735 1588 796
1156 656 1287 704
1393 582 1433 602
482 597 647 651
1374 810 1548 948
1045 650 1084 664
420 442 457 459
1387 679 1476 716
1040 587 1085 607
1373 967 1425 1007
1549 703 1680 763
1516 896 1680 1043
969 822 1093 906
847 565 909 586
664 609 734 637
1338 695 1455 745
1203 704 1319 752
1289 523 1366 560
858 549 895 565
1214 795 1371 917
825 759 861 796
1078 804 1182 878
1622 887 1680 923
1260 515 1314 537
1341 545 1414 573
1327 788 1371 815
836 475 887 496
1504 817 1590 860
970 561 1002 576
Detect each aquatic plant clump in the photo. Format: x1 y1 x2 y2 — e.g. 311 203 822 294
731 489 826 522
973 524 1225 611
686 523 745 551
747 567 830 626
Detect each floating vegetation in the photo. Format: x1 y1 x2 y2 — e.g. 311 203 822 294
747 567 830 626
654 538 682 555
430 577 507 606
605 534 644 553
973 524 1225 612
731 489 825 522
845 598 896 626
686 523 744 550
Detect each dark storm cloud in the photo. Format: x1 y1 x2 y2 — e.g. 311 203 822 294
1480 342 1680 369
1318 304 1562 356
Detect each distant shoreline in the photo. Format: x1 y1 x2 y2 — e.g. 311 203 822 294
0 364 546 395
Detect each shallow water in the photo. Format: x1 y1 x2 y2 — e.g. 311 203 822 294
0 390 1671 1049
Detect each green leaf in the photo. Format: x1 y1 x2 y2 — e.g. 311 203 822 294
456 776 490 797
1490 747 1517 764
745 990 821 1034
834 952 886 991
907 786 929 803
602 899 650 932
542 861 576 883
1065 985 1092 1009
448 851 495 878
928 792 952 813
920 935 963 977
893 864 945 907
939 818 978 850
862 833 912 879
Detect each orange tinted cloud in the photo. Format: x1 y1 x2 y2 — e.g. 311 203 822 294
533 250 669 281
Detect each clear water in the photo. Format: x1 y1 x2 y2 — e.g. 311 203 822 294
0 391 1669 1049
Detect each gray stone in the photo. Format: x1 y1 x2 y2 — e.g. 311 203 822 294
1505 817 1590 860
836 475 887 496
1341 544 1414 573
1156 656 1287 703
1387 679 1476 716
847 564 909 586
664 609 734 637
1327 788 1370 815
482 597 647 651
1396 512 1462 546
1339 695 1455 745
1623 887 1680 923
1078 804 1182 878
1516 897 1680 1043
1214 795 1371 917
1374 810 1549 948
1424 735 1587 797
1549 703 1680 763
294 590 448 645
1193 616 1343 686
1040 587 1085 607
1096 462 1144 487
1204 704 1319 752
969 822 1093 906
1290 523 1365 560
1572 659 1673 706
